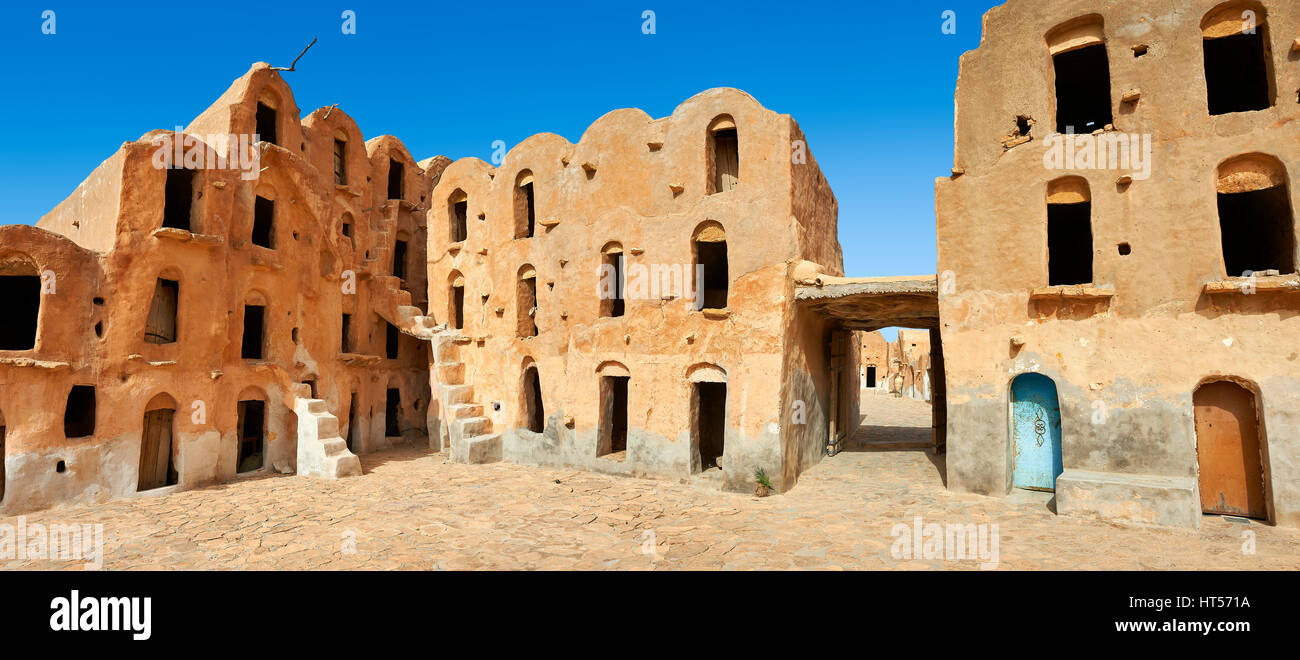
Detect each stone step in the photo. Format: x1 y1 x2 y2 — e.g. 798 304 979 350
451 433 502 464
448 402 482 419
307 399 329 414
436 361 465 384
315 413 340 438
442 384 474 405
321 437 349 457
453 416 491 438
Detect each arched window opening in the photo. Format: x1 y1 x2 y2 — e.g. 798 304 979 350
144 278 179 344
449 272 465 330
0 257 40 350
599 243 625 318
515 171 536 238
64 385 96 439
333 135 348 186
138 397 178 491
251 196 275 248
598 369 630 458
340 313 353 353
518 265 538 337
522 365 545 433
236 398 265 473
1216 155 1295 275
708 116 739 194
163 168 197 231
388 158 404 200
385 388 401 437
241 303 265 360
1202 3 1274 115
1047 17 1114 133
255 101 278 146
1046 177 1094 285
393 238 408 280
691 379 727 472
449 189 468 243
692 222 729 309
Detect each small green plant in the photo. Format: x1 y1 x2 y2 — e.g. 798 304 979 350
755 468 774 490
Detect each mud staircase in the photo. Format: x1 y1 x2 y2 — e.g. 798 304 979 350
292 383 362 479
432 333 502 463
365 221 441 340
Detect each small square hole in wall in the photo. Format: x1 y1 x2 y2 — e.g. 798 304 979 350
1015 115 1032 136
1132 45 1149 58
1118 242 1132 256
56 460 66 473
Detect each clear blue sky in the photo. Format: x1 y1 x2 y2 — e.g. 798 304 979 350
0 0 998 288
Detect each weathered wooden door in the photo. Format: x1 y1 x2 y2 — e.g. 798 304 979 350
1011 373 1063 491
138 408 176 490
1195 381 1267 518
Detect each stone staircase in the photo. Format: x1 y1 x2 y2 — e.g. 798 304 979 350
433 334 502 463
292 384 363 479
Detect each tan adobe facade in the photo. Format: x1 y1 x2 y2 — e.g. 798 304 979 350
936 0 1300 528
0 63 850 514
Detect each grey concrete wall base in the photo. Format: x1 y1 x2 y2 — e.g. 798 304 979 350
1056 469 1200 530
451 433 502 464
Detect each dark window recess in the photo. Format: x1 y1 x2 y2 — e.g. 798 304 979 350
138 408 177 491
386 322 399 359
692 382 726 471
0 423 6 500
333 139 348 185
341 221 352 239
144 278 179 344
711 129 739 193
451 199 468 243
1204 31 1273 115
515 180 536 238
1118 242 1132 256
241 305 265 359
255 103 277 145
252 196 275 248
64 385 96 438
236 400 265 473
388 159 404 200
1053 44 1114 133
518 277 538 338
600 253 624 318
345 393 358 452
523 367 545 433
451 284 464 330
162 168 196 231
341 313 352 353
1047 202 1094 285
866 366 877 388
393 240 408 280
697 241 729 309
598 375 629 456
303 379 318 399
385 388 401 437
1218 186 1296 276
0 275 40 350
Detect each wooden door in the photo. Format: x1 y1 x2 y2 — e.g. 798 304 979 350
138 408 176 490
1011 373 1063 491
1195 381 1266 518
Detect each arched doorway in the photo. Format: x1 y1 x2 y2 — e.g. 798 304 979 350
522 363 544 433
138 394 179 491
1194 380 1267 519
1011 373 1063 491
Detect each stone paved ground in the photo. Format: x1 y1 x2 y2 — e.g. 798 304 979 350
3 391 1298 570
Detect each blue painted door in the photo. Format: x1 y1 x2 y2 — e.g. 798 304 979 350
1011 373 1063 491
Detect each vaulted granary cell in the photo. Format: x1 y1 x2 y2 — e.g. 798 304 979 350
241 304 265 359
693 222 728 309
708 115 739 194
1202 4 1274 115
393 238 408 280
449 272 465 330
599 243 624 318
255 102 277 145
340 313 352 352
388 158 404 199
1216 155 1295 276
515 171 536 239
138 400 178 491
252 196 275 248
1047 177 1094 286
449 189 468 243
386 322 400 359
598 374 629 457
346 392 358 452
144 278 179 344
162 167 196 231
64 385 97 438
236 399 265 473
517 265 538 337
1048 17 1113 133
522 365 545 433
385 388 401 437
333 137 347 185
692 381 727 471
0 259 40 351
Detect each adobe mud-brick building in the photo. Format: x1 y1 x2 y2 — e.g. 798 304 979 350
0 64 446 514
425 89 849 493
937 0 1300 528
0 63 852 514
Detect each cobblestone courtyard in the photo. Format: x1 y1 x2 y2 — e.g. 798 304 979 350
4 393 1297 570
